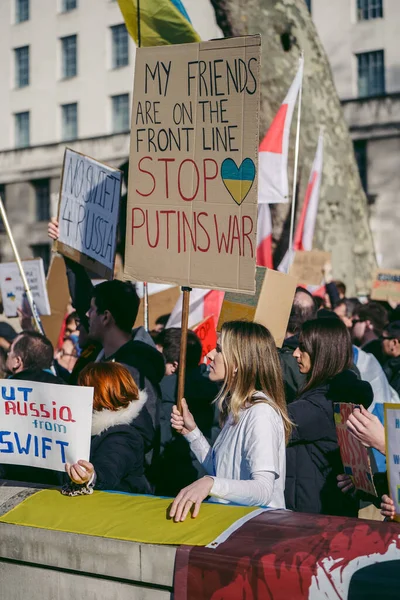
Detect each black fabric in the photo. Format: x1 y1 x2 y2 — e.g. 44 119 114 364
9 368 65 385
362 338 385 366
278 334 307 404
68 342 102 385
285 369 373 517
382 356 400 396
90 416 153 494
0 322 17 343
63 257 93 332
325 281 341 309
103 338 165 429
154 365 220 496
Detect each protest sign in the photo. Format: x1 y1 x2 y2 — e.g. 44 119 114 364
371 269 400 303
289 250 331 286
41 255 71 348
0 380 93 472
124 36 261 294
0 259 50 318
217 267 296 347
56 148 122 280
193 315 217 363
384 403 400 521
334 403 377 496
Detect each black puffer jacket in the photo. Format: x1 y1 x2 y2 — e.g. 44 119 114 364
90 389 154 493
383 355 400 396
285 370 373 517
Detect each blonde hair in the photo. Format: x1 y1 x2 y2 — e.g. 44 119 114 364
216 321 292 443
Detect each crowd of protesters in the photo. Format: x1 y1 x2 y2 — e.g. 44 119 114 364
0 216 399 524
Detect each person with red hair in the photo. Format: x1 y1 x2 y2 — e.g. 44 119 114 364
63 362 154 495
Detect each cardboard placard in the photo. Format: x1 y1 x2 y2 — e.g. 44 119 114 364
124 36 261 293
334 403 377 496
371 269 400 303
384 403 400 521
56 148 122 280
0 380 93 472
289 250 331 286
193 315 217 363
41 255 71 348
217 267 297 347
135 285 181 330
0 259 51 318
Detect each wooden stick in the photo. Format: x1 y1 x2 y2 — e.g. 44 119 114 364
0 195 45 335
287 52 304 273
177 287 191 413
143 281 149 331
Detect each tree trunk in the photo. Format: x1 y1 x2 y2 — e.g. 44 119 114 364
211 0 376 296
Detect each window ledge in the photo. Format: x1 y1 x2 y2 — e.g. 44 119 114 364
59 75 78 82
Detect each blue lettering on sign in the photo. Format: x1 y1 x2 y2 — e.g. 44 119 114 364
396 419 400 429
0 431 13 453
0 432 70 463
17 387 33 402
394 454 400 465
55 440 69 463
14 433 31 455
1 387 15 401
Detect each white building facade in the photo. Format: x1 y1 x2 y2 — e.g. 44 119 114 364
0 0 221 269
310 0 400 268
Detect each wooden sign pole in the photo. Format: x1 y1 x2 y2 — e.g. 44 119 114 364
0 196 45 335
143 282 149 331
177 286 191 413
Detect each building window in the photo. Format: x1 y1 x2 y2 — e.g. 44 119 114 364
61 103 78 140
15 46 30 88
357 0 383 21
62 0 77 11
33 179 50 222
31 244 51 273
357 50 385 97
61 35 77 78
353 140 368 193
112 94 130 133
15 111 30 148
16 0 29 23
305 0 312 12
111 24 129 68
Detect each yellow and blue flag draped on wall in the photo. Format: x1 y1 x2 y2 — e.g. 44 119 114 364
117 0 201 46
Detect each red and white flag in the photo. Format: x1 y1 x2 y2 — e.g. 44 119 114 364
278 129 324 272
293 129 324 251
166 289 224 330
256 203 273 268
258 56 304 204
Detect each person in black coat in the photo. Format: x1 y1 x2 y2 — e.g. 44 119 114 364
64 362 154 494
285 318 373 517
154 328 220 496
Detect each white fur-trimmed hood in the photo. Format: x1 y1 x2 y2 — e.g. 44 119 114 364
91 389 148 436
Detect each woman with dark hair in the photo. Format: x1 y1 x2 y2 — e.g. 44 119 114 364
285 318 373 516
63 362 154 495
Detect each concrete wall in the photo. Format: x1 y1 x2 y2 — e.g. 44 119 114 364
0 483 176 599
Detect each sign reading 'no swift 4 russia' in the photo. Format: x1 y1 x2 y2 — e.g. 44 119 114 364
124 36 261 294
57 149 122 280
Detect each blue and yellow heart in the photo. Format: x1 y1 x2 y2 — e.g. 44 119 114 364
220 158 256 205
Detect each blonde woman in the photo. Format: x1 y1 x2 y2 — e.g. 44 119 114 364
170 321 292 522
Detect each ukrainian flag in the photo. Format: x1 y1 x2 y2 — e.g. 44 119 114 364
117 0 201 46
